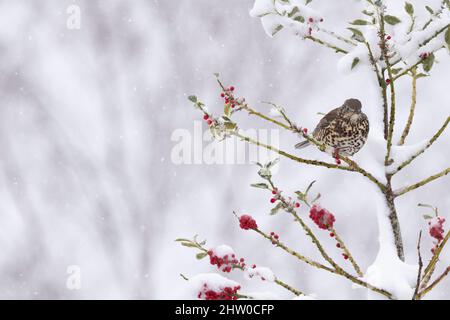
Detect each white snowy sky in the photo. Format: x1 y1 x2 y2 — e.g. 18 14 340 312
0 0 448 299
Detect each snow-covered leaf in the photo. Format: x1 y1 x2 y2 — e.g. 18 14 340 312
384 15 401 25
188 95 198 103
425 5 434 15
348 27 365 42
423 214 433 220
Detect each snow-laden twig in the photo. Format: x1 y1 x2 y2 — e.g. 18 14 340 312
397 67 418 146
395 167 450 197
391 116 450 174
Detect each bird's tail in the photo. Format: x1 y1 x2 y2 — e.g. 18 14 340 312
295 140 311 149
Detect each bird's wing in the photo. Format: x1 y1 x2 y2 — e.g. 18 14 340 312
313 107 341 137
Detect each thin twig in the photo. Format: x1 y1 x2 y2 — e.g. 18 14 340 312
304 35 348 54
332 227 363 277
417 266 450 299
413 231 423 300
394 167 450 197
398 67 418 146
391 116 449 174
380 11 397 166
421 231 450 288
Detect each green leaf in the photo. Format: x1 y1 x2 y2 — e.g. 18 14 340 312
175 238 191 242
422 53 435 72
415 73 429 79
305 0 312 4
294 16 305 23
350 19 370 26
445 26 450 50
347 27 365 42
188 95 197 103
270 202 284 215
224 121 237 130
423 214 433 220
362 10 374 16
250 183 269 189
351 57 360 70
196 252 208 260
181 242 198 248
391 68 402 75
272 24 283 36
425 6 434 14
224 103 231 117
258 167 272 180
265 158 280 169
288 7 300 18
384 15 401 25
404 2 414 16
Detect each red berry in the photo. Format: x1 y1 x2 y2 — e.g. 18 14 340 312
240 258 244 262
207 120 213 125
220 92 225 98
303 128 308 134
274 235 279 240
343 254 349 260
229 86 235 91
335 158 341 165
308 17 314 23
203 114 209 120
231 104 235 108
386 78 391 84
330 232 335 237
386 35 391 40
295 203 300 208
239 215 258 230
320 18 324 22
336 243 341 248
252 264 256 269
272 190 277 195
270 198 276 203
270 232 275 236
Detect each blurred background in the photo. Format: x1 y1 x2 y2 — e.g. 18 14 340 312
0 0 448 299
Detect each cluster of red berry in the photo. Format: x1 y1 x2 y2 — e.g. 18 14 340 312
198 284 241 300
270 189 300 208
329 232 348 260
269 231 280 244
202 113 214 126
306 16 323 36
309 204 335 230
239 214 258 230
220 86 238 109
207 250 245 273
429 216 446 254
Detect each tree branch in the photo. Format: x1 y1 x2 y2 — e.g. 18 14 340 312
398 67 418 146
417 266 450 299
391 116 449 175
394 167 450 197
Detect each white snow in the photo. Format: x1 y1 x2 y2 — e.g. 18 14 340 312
244 266 276 282
386 139 429 174
250 0 323 38
189 273 241 294
212 244 235 258
362 191 418 300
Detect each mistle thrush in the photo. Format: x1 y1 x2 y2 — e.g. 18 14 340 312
295 99 369 156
